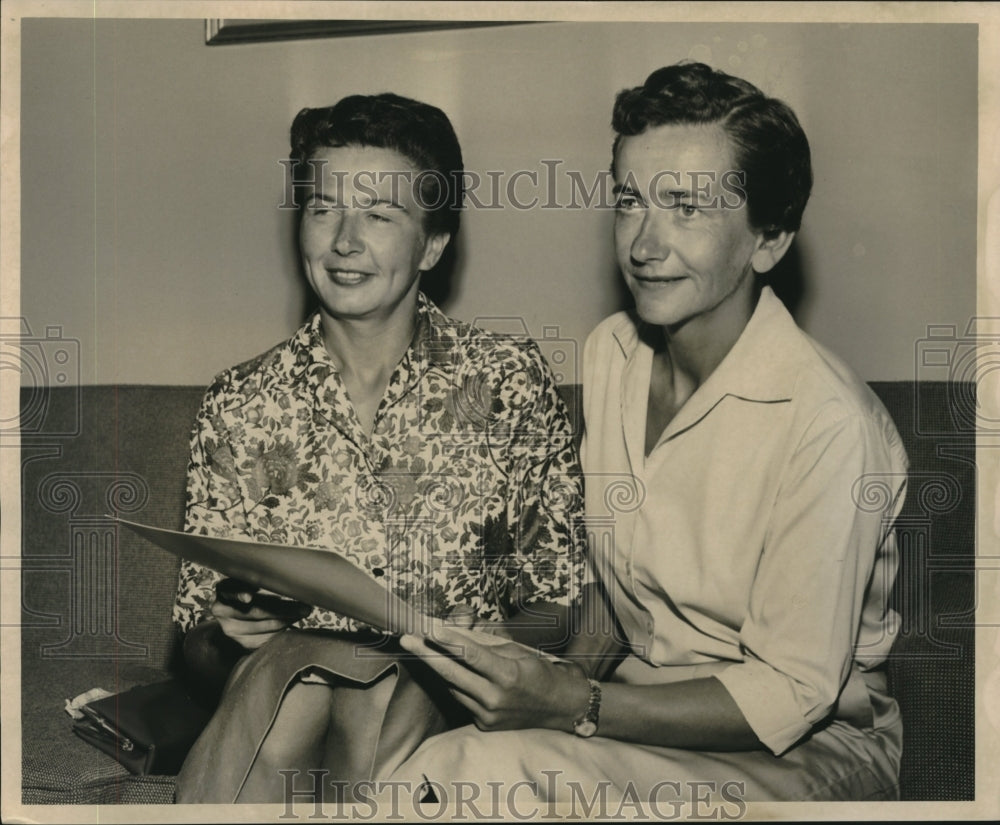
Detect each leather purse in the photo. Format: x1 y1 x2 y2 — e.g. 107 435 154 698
72 679 213 776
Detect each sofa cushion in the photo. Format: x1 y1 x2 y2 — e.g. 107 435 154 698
868 381 975 801
20 385 204 672
20 386 204 804
20 660 176 804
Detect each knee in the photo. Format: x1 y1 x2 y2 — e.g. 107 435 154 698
254 682 334 769
392 725 495 781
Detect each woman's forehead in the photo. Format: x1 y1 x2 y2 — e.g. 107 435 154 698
615 122 737 177
306 144 423 204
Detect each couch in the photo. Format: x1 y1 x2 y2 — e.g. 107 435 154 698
17 382 976 804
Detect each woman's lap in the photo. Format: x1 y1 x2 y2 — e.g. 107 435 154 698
176 631 902 806
175 629 454 803
386 708 901 806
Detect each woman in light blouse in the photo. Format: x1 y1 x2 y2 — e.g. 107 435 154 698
391 62 908 803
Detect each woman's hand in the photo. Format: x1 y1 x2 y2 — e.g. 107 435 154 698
441 606 516 641
399 624 591 732
210 579 312 650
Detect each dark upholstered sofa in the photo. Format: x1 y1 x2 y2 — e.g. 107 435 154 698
18 382 975 804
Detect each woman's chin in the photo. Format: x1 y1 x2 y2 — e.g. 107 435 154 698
632 300 685 329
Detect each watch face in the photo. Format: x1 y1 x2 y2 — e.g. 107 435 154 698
574 720 598 738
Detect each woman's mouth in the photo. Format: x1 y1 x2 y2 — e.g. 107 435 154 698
631 273 685 286
327 269 373 286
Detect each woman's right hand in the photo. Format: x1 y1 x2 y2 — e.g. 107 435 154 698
211 579 312 650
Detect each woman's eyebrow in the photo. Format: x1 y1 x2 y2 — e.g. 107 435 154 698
368 197 407 210
306 192 340 205
308 192 407 211
662 187 691 200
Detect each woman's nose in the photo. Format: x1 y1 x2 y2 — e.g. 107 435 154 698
631 213 670 264
332 213 364 256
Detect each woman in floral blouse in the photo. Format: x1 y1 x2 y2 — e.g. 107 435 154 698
173 93 587 802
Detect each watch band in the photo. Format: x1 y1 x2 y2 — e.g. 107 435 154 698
572 678 602 738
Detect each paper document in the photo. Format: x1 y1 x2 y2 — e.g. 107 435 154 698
115 518 563 657
112 517 423 635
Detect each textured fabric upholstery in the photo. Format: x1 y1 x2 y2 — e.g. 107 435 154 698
18 382 974 803
867 382 975 801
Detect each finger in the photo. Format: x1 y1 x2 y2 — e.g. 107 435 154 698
425 625 527 678
233 632 278 650
214 601 304 622
443 606 476 630
398 634 495 701
483 626 515 642
218 617 292 638
211 600 259 620
216 578 258 607
249 592 312 617
211 600 247 620
442 624 522 649
444 686 492 721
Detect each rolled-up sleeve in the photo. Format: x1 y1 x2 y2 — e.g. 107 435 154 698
714 406 907 754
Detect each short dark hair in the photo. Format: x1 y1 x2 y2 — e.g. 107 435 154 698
612 62 812 238
290 93 464 236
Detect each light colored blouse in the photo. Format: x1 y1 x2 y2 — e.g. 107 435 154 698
581 287 908 755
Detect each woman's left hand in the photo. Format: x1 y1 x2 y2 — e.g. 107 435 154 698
399 625 590 732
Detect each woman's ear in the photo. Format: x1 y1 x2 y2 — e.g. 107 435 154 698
751 231 795 274
419 232 451 273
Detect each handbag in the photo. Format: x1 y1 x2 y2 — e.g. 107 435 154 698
71 679 213 776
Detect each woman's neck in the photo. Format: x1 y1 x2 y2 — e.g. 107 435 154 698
659 280 759 392
318 294 421 436
319 289 420 381
322 313 416 383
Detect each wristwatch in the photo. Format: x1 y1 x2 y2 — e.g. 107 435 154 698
572 677 602 738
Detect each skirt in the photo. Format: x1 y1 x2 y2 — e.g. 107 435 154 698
174 628 460 803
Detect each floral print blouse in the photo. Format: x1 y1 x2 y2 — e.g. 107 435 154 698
173 294 587 634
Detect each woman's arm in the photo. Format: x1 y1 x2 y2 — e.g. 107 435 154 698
472 584 627 673
598 679 761 750
404 408 907 754
562 582 629 680
176 382 308 652
499 600 571 649
400 627 762 750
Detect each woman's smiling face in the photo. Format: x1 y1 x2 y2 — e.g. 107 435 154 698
298 144 448 325
613 122 774 334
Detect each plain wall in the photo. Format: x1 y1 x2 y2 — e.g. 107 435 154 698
19 19 977 385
